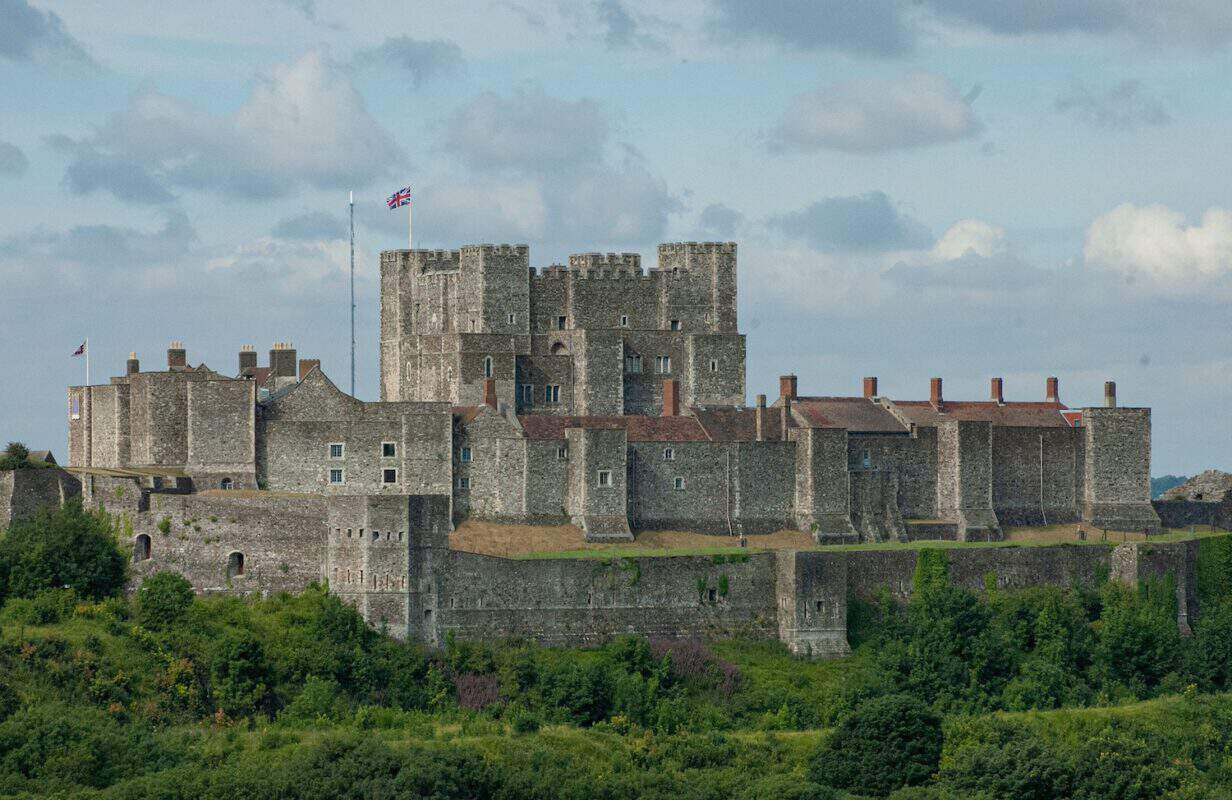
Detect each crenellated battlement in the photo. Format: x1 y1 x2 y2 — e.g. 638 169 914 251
459 243 530 257
568 252 642 271
658 241 737 256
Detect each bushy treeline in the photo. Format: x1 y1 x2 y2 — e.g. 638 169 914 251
5 503 1232 797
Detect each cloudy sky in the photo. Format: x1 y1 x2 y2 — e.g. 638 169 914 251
2 0 1230 474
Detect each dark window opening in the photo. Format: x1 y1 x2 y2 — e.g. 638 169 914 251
707 588 717 603
135 534 151 561
220 477 233 490
227 552 245 579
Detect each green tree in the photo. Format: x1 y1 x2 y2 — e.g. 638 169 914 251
810 694 943 797
0 501 125 603
210 629 272 718
136 572 195 630
0 442 30 471
1093 580 1182 695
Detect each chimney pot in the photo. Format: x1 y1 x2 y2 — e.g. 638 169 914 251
483 378 498 409
238 345 258 377
930 377 944 410
780 395 792 440
1046 376 1060 403
779 374 798 402
662 379 680 417
1104 381 1117 408
126 353 140 375
863 376 878 400
990 377 1004 404
269 343 297 378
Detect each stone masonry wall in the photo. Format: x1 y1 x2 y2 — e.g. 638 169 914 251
1083 407 1160 533
992 426 1082 526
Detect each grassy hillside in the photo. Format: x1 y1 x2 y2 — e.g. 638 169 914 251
5 505 1232 798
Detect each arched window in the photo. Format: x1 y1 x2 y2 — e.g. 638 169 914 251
134 534 151 561
483 356 493 378
226 551 245 579
220 477 233 490
551 341 568 356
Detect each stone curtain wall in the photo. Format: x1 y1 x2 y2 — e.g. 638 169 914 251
1083 407 1160 533
992 426 1082 526
438 551 778 646
187 379 256 489
1154 498 1232 531
0 469 80 528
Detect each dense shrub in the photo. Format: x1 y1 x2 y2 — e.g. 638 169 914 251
137 572 195 630
811 694 942 796
209 629 272 718
0 501 126 603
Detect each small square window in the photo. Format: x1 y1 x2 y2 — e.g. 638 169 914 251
329 468 344 485
597 470 612 487
670 319 681 331
625 354 642 374
620 314 629 328
460 447 472 463
520 384 534 404
382 442 396 458
556 315 567 330
707 588 717 603
674 476 685 490
382 468 397 484
329 443 344 459
557 446 568 461
663 447 675 461
458 476 470 490
545 385 560 404
655 356 671 374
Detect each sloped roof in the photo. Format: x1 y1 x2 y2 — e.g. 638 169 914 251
691 407 787 442
518 415 709 442
791 397 908 433
888 400 1071 428
27 450 56 465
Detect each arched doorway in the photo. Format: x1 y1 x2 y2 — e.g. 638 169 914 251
220 477 233 490
226 551 245 579
134 534 151 561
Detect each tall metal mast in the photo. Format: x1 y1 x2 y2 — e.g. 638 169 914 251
349 191 356 397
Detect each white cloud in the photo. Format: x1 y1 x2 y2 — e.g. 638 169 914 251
1084 203 1232 289
51 51 403 203
929 219 1007 260
0 0 94 65
768 72 983 154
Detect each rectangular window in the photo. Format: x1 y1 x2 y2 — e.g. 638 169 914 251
458 476 470 490
382 442 396 458
460 447 472 463
597 470 612 487
329 468 344 485
520 384 533 404
508 312 515 325
709 359 718 372
382 468 397 484
545 385 560 404
670 319 681 331
655 356 671 374
556 315 567 330
674 477 685 490
663 447 674 461
69 396 81 420
619 314 629 328
625 354 642 374
861 449 872 469
329 443 344 459
557 446 568 461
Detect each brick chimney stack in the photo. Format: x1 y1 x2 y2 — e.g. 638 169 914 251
1104 381 1117 408
238 345 257 377
1046 376 1060 403
167 341 186 369
779 374 798 403
298 359 321 381
930 377 944 411
483 378 498 409
126 352 140 375
990 377 1004 404
269 342 297 378
662 379 680 417
755 394 766 441
863 376 878 399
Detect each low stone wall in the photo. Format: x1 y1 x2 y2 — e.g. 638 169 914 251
1154 499 1231 531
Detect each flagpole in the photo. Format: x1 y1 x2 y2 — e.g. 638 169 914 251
85 337 90 387
349 191 355 398
408 201 413 250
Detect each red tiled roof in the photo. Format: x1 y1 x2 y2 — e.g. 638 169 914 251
889 400 1071 428
518 415 709 442
792 397 908 433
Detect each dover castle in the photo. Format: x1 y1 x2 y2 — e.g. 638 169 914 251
59 242 1181 656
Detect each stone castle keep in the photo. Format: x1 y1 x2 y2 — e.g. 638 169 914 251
61 241 1171 654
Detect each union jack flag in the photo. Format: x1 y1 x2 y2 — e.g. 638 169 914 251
71 341 86 357
387 186 412 209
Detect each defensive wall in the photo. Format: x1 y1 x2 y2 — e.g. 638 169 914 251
0 468 80 528
78 474 1206 658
